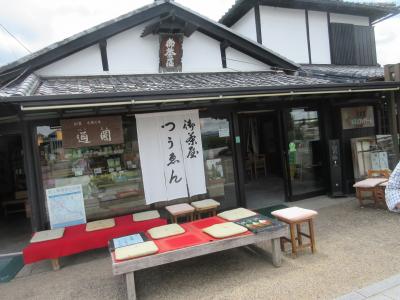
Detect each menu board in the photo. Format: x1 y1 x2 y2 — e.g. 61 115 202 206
46 185 87 229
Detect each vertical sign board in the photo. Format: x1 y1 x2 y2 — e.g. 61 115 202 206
136 110 207 204
61 116 124 149
46 185 87 229
159 33 183 73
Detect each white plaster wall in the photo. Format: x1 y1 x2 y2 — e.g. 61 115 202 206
231 8 257 42
225 47 270 71
308 11 331 64
182 31 224 72
330 13 370 26
36 44 104 76
106 24 159 74
260 6 309 63
36 25 228 75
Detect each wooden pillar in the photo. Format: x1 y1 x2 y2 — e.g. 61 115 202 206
388 91 400 161
232 112 246 207
21 119 42 231
384 64 400 162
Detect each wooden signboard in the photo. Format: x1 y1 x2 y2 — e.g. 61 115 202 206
159 33 183 73
341 106 375 130
61 116 124 149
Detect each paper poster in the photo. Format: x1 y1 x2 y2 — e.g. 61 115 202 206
218 127 230 138
136 109 207 204
46 184 87 229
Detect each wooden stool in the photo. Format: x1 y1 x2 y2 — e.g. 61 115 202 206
271 207 318 257
375 181 388 208
165 203 195 223
191 199 220 220
353 178 388 207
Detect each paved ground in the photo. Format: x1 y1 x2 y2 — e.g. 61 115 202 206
337 274 400 299
1 196 400 300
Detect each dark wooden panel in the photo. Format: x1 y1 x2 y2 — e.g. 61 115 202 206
330 23 356 65
354 25 377 66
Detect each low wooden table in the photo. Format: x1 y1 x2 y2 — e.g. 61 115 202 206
111 225 288 300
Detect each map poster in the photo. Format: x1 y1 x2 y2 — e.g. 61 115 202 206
46 184 87 229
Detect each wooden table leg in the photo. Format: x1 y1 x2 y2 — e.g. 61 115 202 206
51 258 60 271
126 272 136 300
271 238 282 267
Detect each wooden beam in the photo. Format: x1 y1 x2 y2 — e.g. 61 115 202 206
220 43 227 69
254 2 263 44
99 40 109 71
183 22 198 37
305 10 312 64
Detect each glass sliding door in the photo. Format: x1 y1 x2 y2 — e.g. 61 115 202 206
286 108 325 197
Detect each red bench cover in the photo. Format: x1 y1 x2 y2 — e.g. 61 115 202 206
113 216 252 260
23 215 167 264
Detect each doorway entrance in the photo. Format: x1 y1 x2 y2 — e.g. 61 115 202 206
237 107 326 209
286 108 326 199
239 110 286 209
0 134 31 255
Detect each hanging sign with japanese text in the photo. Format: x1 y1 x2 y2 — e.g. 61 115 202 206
61 116 124 148
136 110 206 204
159 33 183 73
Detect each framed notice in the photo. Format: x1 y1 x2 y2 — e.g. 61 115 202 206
341 106 375 130
61 116 124 149
46 185 87 229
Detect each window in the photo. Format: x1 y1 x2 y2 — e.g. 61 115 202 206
36 114 238 223
37 117 146 221
200 116 237 210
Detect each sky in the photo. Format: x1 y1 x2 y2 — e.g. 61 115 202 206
0 0 399 67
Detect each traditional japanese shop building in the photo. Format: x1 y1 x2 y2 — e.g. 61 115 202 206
0 0 399 233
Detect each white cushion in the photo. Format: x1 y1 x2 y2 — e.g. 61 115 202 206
115 241 159 261
217 208 257 221
191 199 220 210
86 218 115 232
353 178 388 188
147 224 185 240
30 228 65 243
132 210 160 222
165 203 194 215
271 207 317 222
203 222 248 239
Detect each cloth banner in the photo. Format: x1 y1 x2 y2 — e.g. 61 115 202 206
136 110 206 204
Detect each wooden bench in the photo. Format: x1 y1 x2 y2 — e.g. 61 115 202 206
111 224 288 300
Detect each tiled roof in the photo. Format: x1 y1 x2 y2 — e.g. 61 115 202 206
0 71 332 98
0 74 41 97
300 64 384 82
